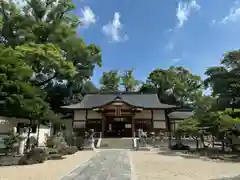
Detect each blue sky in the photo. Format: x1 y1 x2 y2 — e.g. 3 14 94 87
73 0 240 86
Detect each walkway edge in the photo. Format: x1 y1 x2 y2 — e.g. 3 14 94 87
59 152 100 180
128 151 137 180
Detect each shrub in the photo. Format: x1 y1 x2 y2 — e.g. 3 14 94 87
29 136 38 149
64 131 76 146
45 132 69 149
47 153 63 160
45 148 63 160
75 136 84 150
58 147 69 155
170 143 190 150
46 148 58 154
58 146 78 155
18 148 47 165
68 146 78 154
54 132 68 148
0 156 22 166
45 135 57 148
3 133 20 155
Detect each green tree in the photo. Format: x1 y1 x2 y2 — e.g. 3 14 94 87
204 50 240 110
0 0 102 106
45 80 99 112
100 70 121 92
15 43 76 86
140 68 179 104
168 66 202 105
140 66 202 106
0 45 59 149
121 68 141 92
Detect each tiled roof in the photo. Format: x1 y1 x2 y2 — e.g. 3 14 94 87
168 111 194 119
61 93 177 109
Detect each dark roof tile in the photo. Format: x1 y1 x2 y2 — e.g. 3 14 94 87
61 93 177 109
168 111 194 119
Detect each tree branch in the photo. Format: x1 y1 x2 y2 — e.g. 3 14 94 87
36 73 57 86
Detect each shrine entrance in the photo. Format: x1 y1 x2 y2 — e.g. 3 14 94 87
92 96 143 138
105 117 132 137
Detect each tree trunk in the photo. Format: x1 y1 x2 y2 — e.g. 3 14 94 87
176 134 182 146
168 132 172 148
25 119 33 152
221 141 225 152
36 122 40 146
196 138 199 149
211 136 215 148
200 134 205 148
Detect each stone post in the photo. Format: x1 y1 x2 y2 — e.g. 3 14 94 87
90 129 95 151
18 133 27 155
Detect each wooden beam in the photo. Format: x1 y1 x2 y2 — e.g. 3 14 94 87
151 110 154 132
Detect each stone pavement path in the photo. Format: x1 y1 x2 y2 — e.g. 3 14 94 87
61 150 132 180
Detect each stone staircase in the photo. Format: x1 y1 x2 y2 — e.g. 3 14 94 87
99 138 134 149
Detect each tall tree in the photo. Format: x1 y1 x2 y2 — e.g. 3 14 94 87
0 0 102 108
140 68 178 104
121 68 141 92
204 50 240 110
140 66 202 106
0 44 60 148
100 70 121 92
168 66 203 104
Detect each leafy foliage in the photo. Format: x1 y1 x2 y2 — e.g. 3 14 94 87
178 117 199 136
100 70 121 92
139 66 202 107
18 148 47 165
178 95 240 144
3 132 20 155
99 68 142 92
204 50 240 109
15 43 76 86
0 0 102 126
121 68 141 92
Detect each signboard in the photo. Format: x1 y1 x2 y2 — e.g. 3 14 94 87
113 117 124 122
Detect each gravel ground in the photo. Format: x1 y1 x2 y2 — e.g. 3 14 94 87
0 151 97 180
61 150 131 180
1 149 240 180
129 150 240 180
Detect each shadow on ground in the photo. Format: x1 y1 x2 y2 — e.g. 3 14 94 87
210 175 240 180
157 148 240 163
157 151 182 157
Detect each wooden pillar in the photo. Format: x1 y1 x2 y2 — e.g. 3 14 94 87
151 110 154 132
102 116 105 138
132 117 135 137
165 109 172 148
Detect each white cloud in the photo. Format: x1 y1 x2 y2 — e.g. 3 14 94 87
80 6 97 28
212 2 240 25
176 0 200 28
220 6 240 24
102 12 128 43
